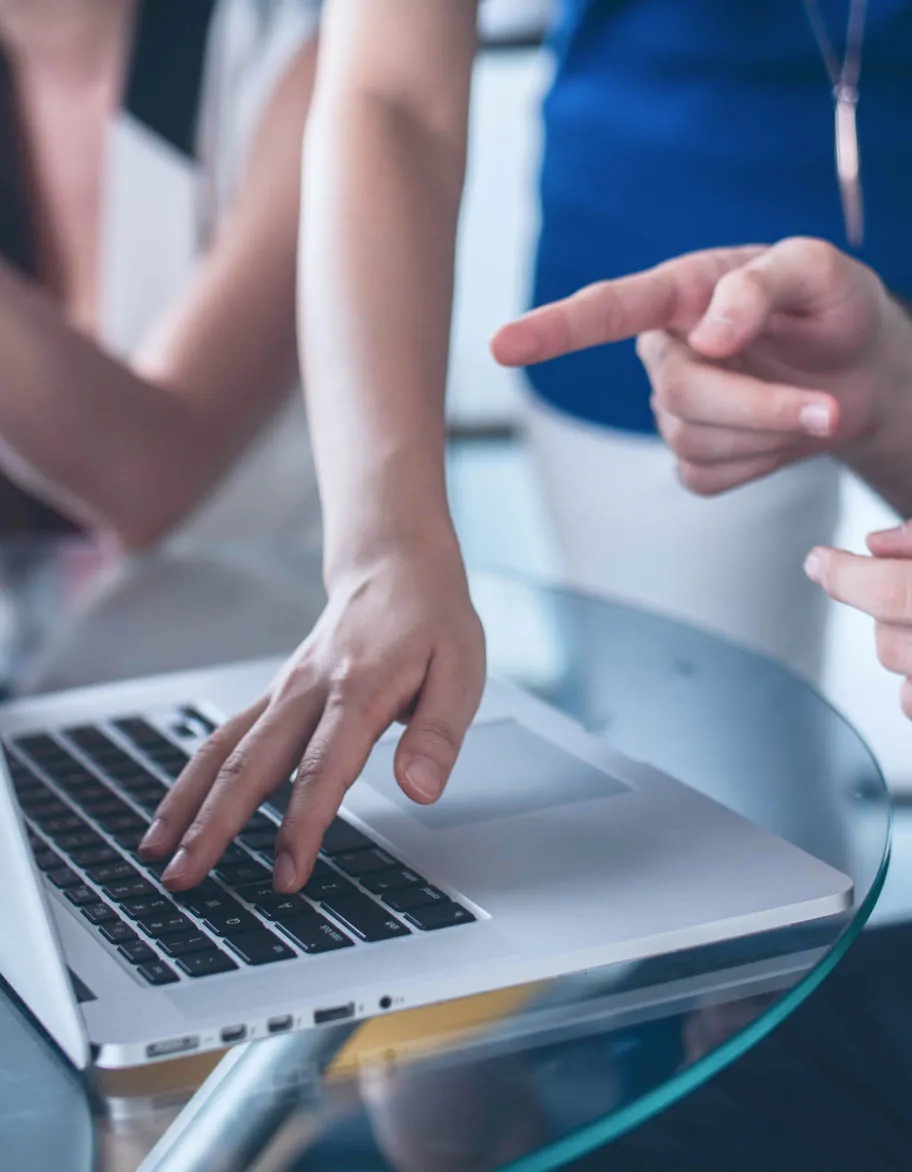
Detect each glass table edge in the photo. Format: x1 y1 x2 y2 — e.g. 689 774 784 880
500 830 893 1172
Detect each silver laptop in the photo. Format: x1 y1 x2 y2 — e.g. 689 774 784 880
0 658 852 1070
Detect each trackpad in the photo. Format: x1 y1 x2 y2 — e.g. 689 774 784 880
364 719 629 829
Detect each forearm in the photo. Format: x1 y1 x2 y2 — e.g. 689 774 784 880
0 261 221 547
843 295 912 517
301 88 469 582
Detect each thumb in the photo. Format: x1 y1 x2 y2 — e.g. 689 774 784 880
688 237 851 360
394 656 480 805
867 521 912 558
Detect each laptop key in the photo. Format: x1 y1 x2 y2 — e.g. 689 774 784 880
78 793 125 813
32 846 61 871
239 828 276 852
65 783 111 805
103 878 157 902
69 844 121 868
137 960 180 986
98 812 147 835
238 888 313 922
137 912 196 939
320 893 411 942
175 949 238 978
224 930 296 966
13 734 65 761
65 885 97 907
85 861 139 885
82 902 118 926
119 940 157 964
319 818 374 857
153 750 191 778
382 885 449 913
277 914 354 954
404 902 476 931
171 880 224 914
360 868 425 895
218 843 250 864
55 831 105 853
121 895 173 920
243 812 276 834
131 789 167 813
214 860 272 889
333 848 400 878
113 827 148 851
201 905 260 938
159 932 217 958
38 814 84 835
100 921 139 945
46 866 83 890
301 864 359 902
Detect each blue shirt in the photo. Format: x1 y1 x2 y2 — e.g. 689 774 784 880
529 0 912 432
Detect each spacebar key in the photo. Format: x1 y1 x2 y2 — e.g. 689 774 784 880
321 892 411 942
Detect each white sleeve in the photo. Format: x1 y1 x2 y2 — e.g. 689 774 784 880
195 0 321 240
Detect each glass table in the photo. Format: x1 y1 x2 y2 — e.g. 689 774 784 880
0 542 892 1172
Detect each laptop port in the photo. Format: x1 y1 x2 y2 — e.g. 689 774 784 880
220 1025 247 1044
267 1014 294 1035
146 1035 199 1059
313 1003 355 1026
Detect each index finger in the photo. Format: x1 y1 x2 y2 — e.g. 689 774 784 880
806 547 912 623
490 246 765 367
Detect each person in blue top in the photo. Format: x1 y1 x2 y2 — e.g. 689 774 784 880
144 0 912 896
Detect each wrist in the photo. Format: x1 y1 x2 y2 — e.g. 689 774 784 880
323 506 464 594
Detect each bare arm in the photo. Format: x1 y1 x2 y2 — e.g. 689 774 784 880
301 0 479 579
144 1 489 894
0 38 317 549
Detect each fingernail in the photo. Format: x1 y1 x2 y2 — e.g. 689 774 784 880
273 851 297 893
804 548 827 585
139 818 168 856
404 757 444 802
162 846 189 886
693 312 735 342
799 403 834 437
870 522 908 538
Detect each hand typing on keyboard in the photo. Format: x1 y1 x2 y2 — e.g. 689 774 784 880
9 725 476 987
137 553 486 893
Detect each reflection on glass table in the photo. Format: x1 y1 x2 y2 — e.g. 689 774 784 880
0 543 891 1172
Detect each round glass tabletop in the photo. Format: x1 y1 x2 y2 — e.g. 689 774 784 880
0 548 891 1172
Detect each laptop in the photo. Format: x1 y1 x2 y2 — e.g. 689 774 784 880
0 658 852 1070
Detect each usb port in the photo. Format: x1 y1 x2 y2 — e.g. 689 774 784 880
313 1003 355 1026
146 1035 199 1058
220 1025 247 1044
267 1014 294 1035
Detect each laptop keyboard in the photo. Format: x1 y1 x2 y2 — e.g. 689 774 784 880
4 714 474 986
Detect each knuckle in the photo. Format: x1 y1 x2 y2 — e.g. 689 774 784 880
874 570 912 621
875 624 907 673
656 370 694 417
276 655 319 699
216 744 262 793
411 715 461 758
294 746 326 791
192 730 234 772
676 461 720 497
738 264 771 305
